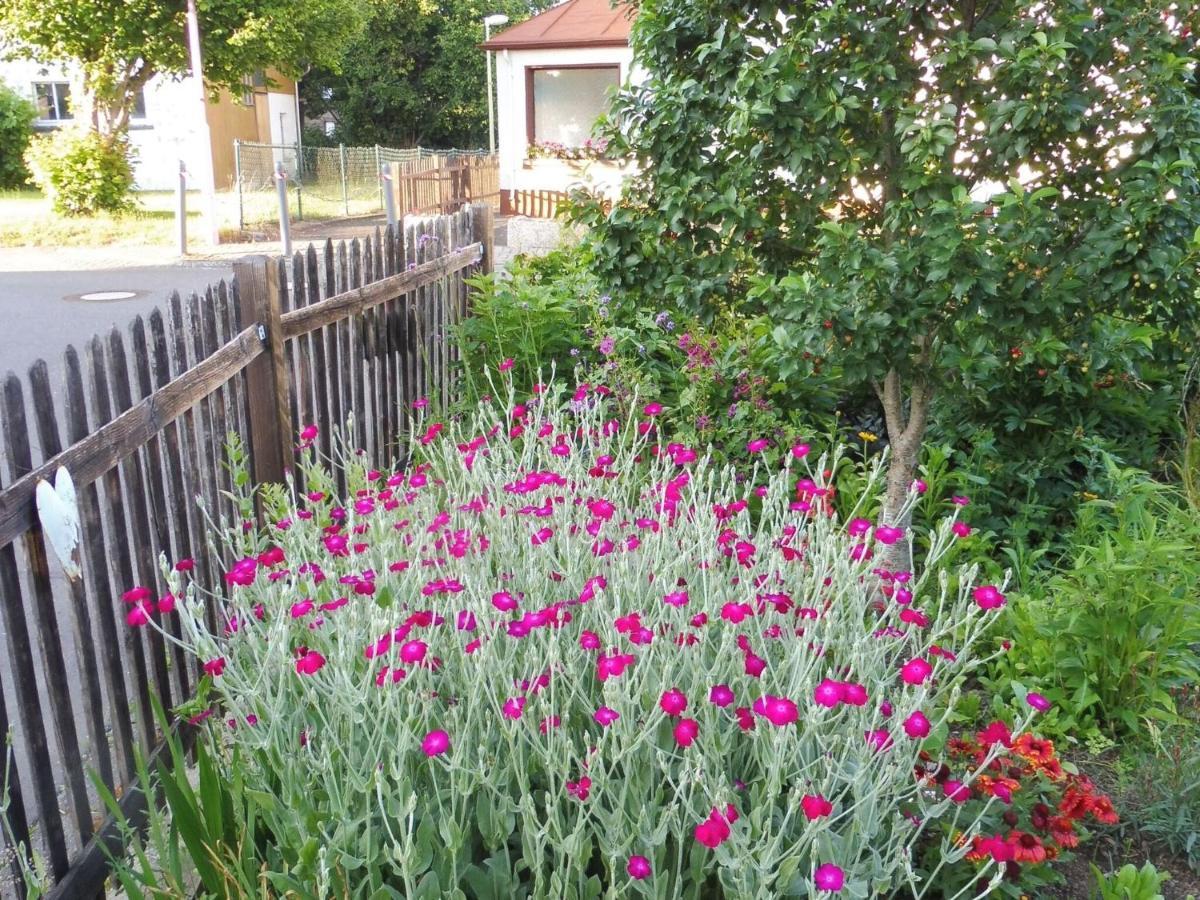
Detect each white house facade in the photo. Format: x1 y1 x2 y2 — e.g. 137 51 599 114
0 59 299 191
483 0 639 217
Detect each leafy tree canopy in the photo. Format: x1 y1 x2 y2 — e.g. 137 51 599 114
0 0 365 136
580 0 1200 518
302 0 549 148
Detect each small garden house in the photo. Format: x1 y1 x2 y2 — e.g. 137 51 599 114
482 0 637 217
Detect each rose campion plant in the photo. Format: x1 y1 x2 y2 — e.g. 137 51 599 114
146 382 1031 898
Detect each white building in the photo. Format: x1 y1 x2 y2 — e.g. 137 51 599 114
0 59 299 191
482 0 638 217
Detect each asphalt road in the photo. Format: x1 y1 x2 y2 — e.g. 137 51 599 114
0 253 234 386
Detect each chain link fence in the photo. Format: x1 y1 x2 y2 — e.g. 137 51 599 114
232 141 496 231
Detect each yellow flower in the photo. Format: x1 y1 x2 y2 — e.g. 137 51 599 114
857 431 878 443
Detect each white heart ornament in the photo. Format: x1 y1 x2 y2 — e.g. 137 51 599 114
35 467 81 580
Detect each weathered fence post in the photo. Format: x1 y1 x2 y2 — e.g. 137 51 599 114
275 161 292 257
233 256 293 488
175 161 188 256
383 164 398 230
471 201 495 277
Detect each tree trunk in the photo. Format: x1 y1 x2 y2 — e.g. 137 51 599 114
874 367 933 574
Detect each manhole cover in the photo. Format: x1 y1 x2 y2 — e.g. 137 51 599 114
78 290 138 301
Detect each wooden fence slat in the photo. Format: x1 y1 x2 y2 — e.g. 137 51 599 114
65 345 138 791
3 372 95 848
348 238 367 453
0 652 29 887
0 393 70 878
0 328 263 549
304 246 334 466
201 288 235 508
146 311 195 697
28 359 115 795
334 240 352 484
381 225 399 460
109 327 175 724
132 316 186 707
87 335 156 756
168 293 215 617
321 239 344 493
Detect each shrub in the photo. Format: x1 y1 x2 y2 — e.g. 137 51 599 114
0 82 36 188
458 248 841 475
989 464 1200 741
121 383 1083 897
24 128 135 216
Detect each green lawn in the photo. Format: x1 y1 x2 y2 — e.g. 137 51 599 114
0 188 372 249
0 189 210 248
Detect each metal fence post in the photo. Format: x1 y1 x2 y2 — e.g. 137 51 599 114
275 161 292 257
375 144 383 210
175 161 188 256
234 139 244 232
382 164 397 230
339 143 349 216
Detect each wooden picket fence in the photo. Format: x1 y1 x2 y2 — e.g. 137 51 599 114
0 203 494 898
390 154 500 218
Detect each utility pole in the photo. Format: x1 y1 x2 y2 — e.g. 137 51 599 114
186 0 221 245
483 15 509 154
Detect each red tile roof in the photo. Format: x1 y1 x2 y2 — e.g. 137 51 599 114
481 0 635 51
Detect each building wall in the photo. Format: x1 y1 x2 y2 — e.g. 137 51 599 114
493 45 639 201
0 61 298 192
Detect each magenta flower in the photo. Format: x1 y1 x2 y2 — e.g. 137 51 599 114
498 358 514 372
814 863 844 892
709 684 734 707
1026 691 1051 712
626 855 652 880
791 442 810 458
943 779 970 803
801 794 833 820
202 657 225 677
565 776 592 801
814 679 843 708
951 521 972 538
594 706 620 726
502 697 526 720
660 688 688 717
839 682 868 706
421 729 450 757
747 438 770 453
492 590 519 612
848 517 872 538
910 479 928 494
903 710 931 739
294 650 326 676
865 729 894 752
874 526 905 545
899 657 932 686
399 640 427 664
663 590 689 607
973 585 1006 610
673 718 699 747
643 402 662 417
755 695 799 726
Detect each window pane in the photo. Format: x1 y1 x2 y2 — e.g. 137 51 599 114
532 67 619 147
34 83 56 119
131 88 146 118
55 84 71 119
